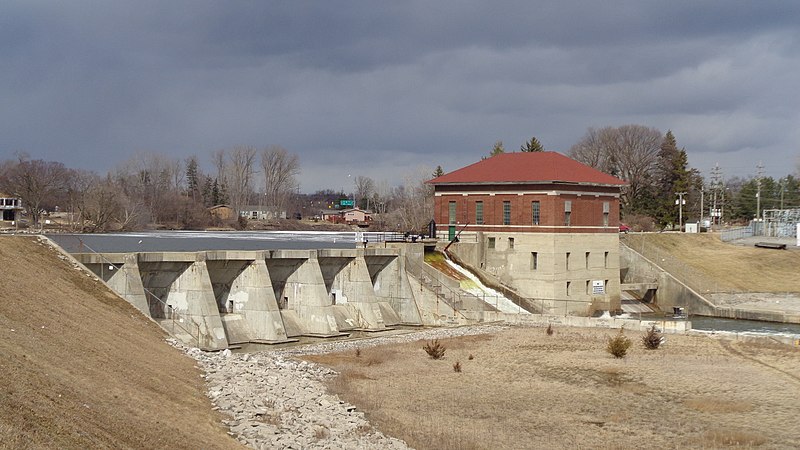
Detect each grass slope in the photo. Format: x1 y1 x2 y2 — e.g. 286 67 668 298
622 233 800 292
0 236 240 449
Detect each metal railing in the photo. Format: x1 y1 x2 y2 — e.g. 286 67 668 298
73 238 203 348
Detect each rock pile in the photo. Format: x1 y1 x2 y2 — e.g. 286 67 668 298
177 324 506 449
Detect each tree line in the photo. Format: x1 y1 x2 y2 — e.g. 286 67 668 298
0 147 436 233
3 129 797 232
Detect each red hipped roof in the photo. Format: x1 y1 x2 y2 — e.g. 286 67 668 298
428 152 625 186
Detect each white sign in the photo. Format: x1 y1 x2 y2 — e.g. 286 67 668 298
592 280 605 295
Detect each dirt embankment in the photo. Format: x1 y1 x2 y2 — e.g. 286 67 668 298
0 236 241 449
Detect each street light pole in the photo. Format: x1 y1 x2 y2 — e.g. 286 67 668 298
675 192 686 230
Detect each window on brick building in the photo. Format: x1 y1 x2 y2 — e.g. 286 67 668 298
566 281 571 296
503 201 511 225
585 252 590 269
564 201 572 226
604 251 609 268
532 201 540 225
508 237 514 249
448 201 456 224
531 252 538 270
603 201 610 227
488 237 495 249
476 201 484 224
586 280 591 295
566 252 570 270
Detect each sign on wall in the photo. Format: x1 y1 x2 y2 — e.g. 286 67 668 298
592 280 605 295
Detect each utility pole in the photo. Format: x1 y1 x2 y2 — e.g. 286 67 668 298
676 192 687 230
756 162 764 221
710 163 723 225
699 184 704 225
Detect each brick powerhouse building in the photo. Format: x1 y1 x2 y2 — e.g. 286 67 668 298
429 152 626 315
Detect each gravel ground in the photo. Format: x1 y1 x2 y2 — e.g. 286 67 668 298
174 324 508 449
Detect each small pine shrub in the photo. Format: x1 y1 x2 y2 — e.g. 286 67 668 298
642 324 664 350
468 353 474 360
546 323 554 336
607 327 632 358
453 361 462 372
423 339 446 359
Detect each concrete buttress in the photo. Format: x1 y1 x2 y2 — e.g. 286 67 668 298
369 252 423 325
164 258 229 350
283 252 341 335
331 253 386 330
104 254 150 316
225 258 289 342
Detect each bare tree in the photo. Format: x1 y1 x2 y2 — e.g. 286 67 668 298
385 167 434 232
111 153 182 225
260 145 299 218
0 155 71 225
353 175 375 210
569 125 662 211
226 146 257 214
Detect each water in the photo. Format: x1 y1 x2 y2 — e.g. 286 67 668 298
691 316 800 338
47 231 364 253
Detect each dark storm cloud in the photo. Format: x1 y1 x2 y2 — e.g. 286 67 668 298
2 1 800 190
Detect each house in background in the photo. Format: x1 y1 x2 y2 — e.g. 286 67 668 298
0 193 23 222
239 205 286 220
428 151 626 315
321 207 372 225
208 205 236 222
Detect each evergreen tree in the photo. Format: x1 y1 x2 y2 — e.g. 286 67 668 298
484 140 505 159
432 165 445 178
201 175 214 207
185 156 200 202
520 136 545 152
652 131 692 228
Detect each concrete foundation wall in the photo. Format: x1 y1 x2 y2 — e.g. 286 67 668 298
448 232 621 315
619 244 717 316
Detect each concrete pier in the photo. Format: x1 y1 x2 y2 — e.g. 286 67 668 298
75 248 423 349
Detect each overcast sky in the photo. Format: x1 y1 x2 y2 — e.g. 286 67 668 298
2 1 799 192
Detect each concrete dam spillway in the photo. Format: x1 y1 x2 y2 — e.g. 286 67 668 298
74 247 423 350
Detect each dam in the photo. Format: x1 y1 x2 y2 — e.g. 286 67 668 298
73 246 423 350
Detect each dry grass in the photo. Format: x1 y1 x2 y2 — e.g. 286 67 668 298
0 236 241 449
622 233 800 292
305 327 800 450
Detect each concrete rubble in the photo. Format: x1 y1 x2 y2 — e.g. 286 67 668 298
172 324 506 449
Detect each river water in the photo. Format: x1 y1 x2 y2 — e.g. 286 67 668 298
691 316 800 338
47 231 362 253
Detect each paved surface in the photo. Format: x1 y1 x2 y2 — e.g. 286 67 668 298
727 235 799 250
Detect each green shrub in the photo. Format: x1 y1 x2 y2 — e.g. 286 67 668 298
423 339 446 359
642 324 664 350
607 327 632 358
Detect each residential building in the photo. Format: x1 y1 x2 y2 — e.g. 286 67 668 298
0 193 23 222
429 152 626 315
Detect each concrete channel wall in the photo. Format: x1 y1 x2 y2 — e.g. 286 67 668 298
75 248 423 350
